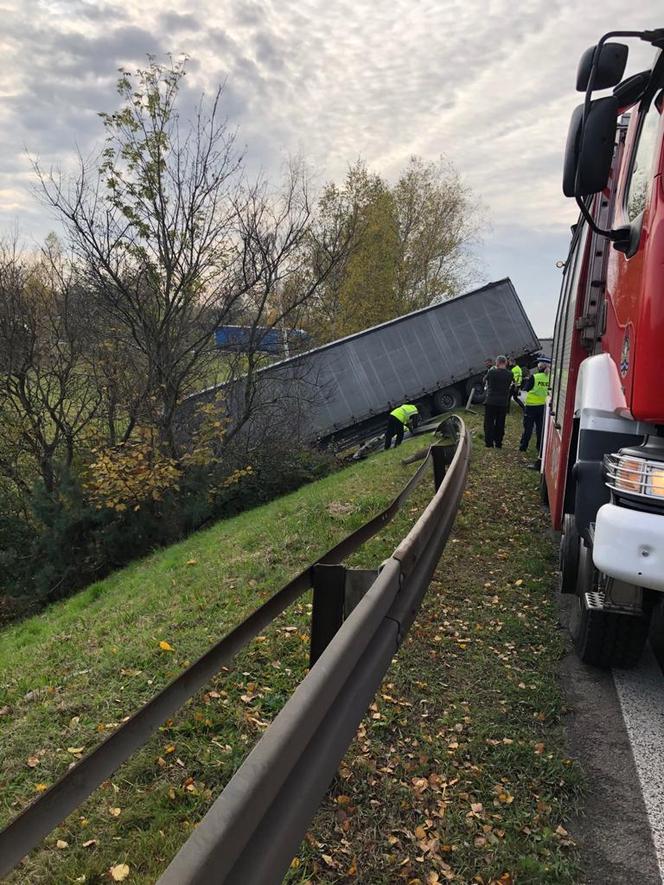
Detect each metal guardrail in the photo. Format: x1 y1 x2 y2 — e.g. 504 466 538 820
158 415 470 884
0 416 470 881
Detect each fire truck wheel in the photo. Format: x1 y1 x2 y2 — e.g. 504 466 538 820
559 514 579 594
570 544 649 668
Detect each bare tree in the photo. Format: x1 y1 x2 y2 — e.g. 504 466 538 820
36 58 352 457
0 236 102 498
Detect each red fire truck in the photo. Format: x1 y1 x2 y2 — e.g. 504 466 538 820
543 28 664 667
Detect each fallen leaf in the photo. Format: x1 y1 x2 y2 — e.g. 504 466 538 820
186 559 198 566
26 756 40 768
56 839 69 849
109 807 121 817
159 640 174 652
35 783 48 793
83 839 97 848
110 863 130 881
414 825 427 840
67 747 85 755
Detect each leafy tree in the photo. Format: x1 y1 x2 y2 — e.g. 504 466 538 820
393 156 478 307
307 157 480 341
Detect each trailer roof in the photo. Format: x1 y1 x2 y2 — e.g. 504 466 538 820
264 277 537 369
189 277 539 402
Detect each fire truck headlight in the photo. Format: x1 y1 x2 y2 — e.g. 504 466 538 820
605 454 664 500
649 467 664 499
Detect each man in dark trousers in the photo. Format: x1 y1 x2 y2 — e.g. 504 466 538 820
483 356 513 448
519 359 550 459
384 403 419 449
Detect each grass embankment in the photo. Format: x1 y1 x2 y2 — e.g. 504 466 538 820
0 413 582 883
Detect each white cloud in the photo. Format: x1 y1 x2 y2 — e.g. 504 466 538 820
0 0 661 332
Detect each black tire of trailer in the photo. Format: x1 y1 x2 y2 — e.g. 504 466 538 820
570 544 650 668
433 386 464 412
464 377 486 405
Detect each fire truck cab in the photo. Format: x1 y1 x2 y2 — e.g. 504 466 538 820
544 29 664 667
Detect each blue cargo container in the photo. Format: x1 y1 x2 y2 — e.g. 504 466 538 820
214 326 308 355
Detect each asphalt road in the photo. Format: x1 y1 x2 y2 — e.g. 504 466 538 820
559 591 663 885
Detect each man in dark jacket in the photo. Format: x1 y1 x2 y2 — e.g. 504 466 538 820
483 356 513 448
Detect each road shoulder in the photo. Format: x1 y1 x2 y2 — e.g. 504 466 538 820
559 593 661 885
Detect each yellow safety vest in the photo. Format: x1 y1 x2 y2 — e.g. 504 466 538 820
390 404 419 426
511 364 523 386
525 372 548 406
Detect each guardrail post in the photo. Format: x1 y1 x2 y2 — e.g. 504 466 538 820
344 568 379 618
310 565 346 667
432 444 459 490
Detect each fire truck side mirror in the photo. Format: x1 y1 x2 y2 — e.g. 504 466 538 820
562 96 619 198
576 43 628 91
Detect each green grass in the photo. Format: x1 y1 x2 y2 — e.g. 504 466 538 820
0 414 583 884
0 433 434 884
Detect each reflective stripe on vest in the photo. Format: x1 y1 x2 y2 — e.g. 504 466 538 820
390 404 418 425
525 373 548 406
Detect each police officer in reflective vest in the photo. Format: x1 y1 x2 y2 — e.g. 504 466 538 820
384 403 419 449
509 358 523 389
507 357 523 412
519 361 550 453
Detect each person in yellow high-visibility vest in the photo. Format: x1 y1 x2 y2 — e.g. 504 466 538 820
384 403 419 450
509 358 523 389
506 357 524 413
519 360 550 453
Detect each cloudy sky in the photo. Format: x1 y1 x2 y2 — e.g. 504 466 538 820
1 1 661 334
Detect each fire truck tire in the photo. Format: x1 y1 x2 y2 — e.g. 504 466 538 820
570 545 649 668
559 514 579 594
433 387 463 412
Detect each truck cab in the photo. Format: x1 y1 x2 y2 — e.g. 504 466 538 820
544 31 664 666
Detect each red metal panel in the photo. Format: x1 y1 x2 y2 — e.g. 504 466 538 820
605 107 664 422
544 418 565 530
633 172 664 422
